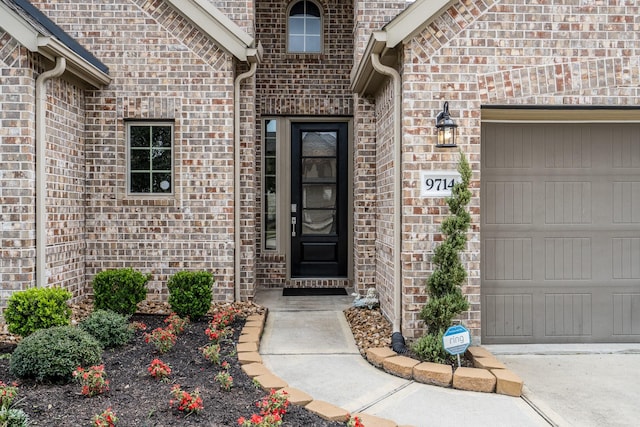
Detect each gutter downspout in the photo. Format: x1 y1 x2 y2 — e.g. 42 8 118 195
370 53 405 349
233 62 257 302
35 57 66 287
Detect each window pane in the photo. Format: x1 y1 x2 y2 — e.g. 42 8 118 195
307 17 321 33
152 173 172 193
130 126 150 147
306 35 321 53
289 35 304 52
264 119 277 250
152 126 172 147
152 148 172 170
130 173 150 193
305 1 320 17
289 16 304 34
130 149 150 170
265 157 276 175
290 1 305 15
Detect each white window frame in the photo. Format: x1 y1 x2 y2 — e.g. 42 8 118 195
287 0 323 54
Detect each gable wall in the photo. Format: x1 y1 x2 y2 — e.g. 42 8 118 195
254 0 354 286
31 0 240 301
399 0 640 340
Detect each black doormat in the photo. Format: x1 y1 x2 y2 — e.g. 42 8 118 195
282 287 348 296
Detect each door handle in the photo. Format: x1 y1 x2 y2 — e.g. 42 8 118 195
291 217 297 237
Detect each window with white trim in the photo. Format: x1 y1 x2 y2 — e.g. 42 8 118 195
288 0 322 53
127 122 173 194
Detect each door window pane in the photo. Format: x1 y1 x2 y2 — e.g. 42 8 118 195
302 158 336 181
303 184 336 209
302 209 335 235
302 131 336 156
264 119 277 250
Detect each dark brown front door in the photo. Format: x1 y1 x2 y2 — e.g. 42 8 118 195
290 122 348 277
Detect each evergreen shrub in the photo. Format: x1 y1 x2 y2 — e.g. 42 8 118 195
79 309 133 348
167 271 213 320
9 326 102 382
3 287 72 337
413 151 472 363
92 268 150 315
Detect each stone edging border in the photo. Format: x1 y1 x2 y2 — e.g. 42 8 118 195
236 310 411 427
365 346 523 397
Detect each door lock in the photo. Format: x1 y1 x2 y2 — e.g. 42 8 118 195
291 217 297 237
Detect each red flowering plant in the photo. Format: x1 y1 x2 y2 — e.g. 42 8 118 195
237 413 283 427
214 370 233 391
346 414 365 427
73 365 109 397
256 389 289 418
0 381 19 409
211 307 240 328
92 407 118 427
203 325 231 344
147 358 172 380
169 385 203 415
144 327 177 353
164 312 189 334
130 321 147 332
237 390 289 426
201 343 221 365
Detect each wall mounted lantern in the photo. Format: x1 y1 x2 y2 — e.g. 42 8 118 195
435 101 458 148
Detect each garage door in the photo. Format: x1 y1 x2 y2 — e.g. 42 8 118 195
481 122 640 344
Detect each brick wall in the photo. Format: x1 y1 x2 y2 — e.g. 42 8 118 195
0 29 88 302
46 77 87 298
32 0 242 301
352 96 377 294
399 0 640 341
0 36 36 300
373 79 397 325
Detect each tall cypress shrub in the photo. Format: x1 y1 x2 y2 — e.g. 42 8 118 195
413 151 472 363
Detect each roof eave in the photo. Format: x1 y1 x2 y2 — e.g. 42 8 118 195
1 0 111 88
350 32 388 95
165 0 258 63
38 37 111 87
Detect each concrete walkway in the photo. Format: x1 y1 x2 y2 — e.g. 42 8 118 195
254 289 549 427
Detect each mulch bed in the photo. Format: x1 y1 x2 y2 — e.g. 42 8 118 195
0 313 343 427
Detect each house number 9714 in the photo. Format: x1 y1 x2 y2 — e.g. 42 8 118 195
420 171 462 197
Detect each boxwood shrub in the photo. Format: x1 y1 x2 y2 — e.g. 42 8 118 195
79 309 133 348
9 325 102 383
92 268 150 315
3 287 72 337
167 271 213 320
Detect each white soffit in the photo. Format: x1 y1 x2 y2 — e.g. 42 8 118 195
165 0 257 62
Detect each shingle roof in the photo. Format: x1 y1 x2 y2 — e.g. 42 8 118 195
1 0 109 80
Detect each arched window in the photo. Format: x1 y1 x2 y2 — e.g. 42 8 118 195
288 0 322 53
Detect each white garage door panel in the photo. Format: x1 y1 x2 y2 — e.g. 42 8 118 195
482 123 640 344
